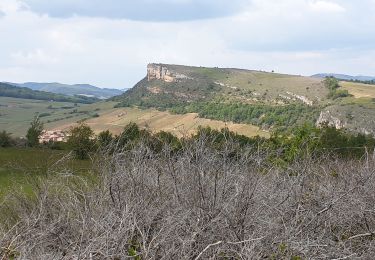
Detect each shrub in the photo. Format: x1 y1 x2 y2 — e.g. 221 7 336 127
0 130 13 147
97 130 113 148
324 77 351 99
68 123 95 160
2 137 375 258
26 116 43 147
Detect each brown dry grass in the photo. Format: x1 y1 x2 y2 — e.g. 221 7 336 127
341 81 375 98
52 107 269 138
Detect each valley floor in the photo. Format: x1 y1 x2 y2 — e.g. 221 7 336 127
0 97 269 138
51 107 270 138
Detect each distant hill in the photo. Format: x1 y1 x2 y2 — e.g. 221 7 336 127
312 73 375 82
0 82 99 104
111 63 375 135
112 63 325 131
113 63 326 106
5 82 124 99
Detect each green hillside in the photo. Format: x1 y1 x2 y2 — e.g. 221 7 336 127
113 64 375 134
0 82 99 104
6 82 124 99
0 97 103 136
3 64 375 137
114 64 327 107
0 97 269 139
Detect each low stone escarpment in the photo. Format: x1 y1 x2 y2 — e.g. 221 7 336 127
315 105 375 135
316 110 346 129
285 92 313 106
147 64 190 83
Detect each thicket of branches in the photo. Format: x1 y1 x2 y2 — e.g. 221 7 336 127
1 133 375 259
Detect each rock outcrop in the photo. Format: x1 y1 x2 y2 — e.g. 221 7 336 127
316 110 346 129
147 64 190 83
285 92 313 106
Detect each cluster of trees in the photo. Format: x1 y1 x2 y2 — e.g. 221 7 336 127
66 122 375 162
68 123 182 159
323 77 351 99
0 82 99 104
2 116 375 163
341 78 375 85
171 102 319 130
113 82 320 131
116 94 320 131
269 123 375 163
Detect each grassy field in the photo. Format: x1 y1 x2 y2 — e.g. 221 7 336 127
0 148 92 198
341 81 375 99
0 96 268 138
3 77 375 140
51 106 270 138
0 97 101 137
159 65 328 102
221 69 326 101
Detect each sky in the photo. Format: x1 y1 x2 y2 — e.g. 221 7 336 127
0 0 374 89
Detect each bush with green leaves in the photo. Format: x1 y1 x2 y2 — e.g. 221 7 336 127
268 123 375 163
324 77 351 99
0 130 13 147
68 123 95 160
26 116 44 147
97 130 113 148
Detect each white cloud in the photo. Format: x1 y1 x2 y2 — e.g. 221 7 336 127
0 0 374 88
22 0 248 21
11 49 59 65
0 0 25 14
309 1 346 13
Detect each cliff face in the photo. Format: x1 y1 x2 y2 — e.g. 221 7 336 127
147 64 190 83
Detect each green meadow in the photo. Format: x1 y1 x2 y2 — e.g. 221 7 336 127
0 96 107 137
0 148 92 198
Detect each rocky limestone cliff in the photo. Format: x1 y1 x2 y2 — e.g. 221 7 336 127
147 64 190 83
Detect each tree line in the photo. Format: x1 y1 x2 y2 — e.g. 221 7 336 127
2 118 375 163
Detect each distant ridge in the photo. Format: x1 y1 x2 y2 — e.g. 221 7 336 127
110 63 375 135
5 82 124 99
312 73 375 82
0 82 99 103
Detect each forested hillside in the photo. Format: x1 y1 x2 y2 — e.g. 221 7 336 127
7 82 123 99
0 82 99 104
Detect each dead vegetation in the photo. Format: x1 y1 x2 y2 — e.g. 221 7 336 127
1 136 375 259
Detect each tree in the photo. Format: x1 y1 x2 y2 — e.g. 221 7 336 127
0 130 13 147
323 77 351 99
26 116 44 147
97 130 113 148
68 124 95 160
323 77 340 91
116 123 142 148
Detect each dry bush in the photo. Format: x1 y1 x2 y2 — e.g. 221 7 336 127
1 137 375 259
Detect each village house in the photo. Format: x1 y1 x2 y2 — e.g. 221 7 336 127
39 130 69 143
